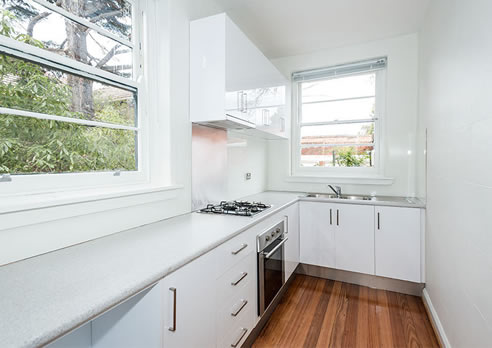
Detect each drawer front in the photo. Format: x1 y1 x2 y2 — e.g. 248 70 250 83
217 229 256 276
217 276 256 338
217 251 256 302
217 292 255 348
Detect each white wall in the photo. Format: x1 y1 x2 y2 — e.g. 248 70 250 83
226 132 268 200
267 34 420 197
419 0 492 345
0 0 224 266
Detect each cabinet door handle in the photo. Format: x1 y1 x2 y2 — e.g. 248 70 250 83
243 92 248 112
284 215 289 234
377 212 380 230
231 299 248 317
231 272 248 286
168 287 177 332
231 327 248 347
337 209 339 226
231 243 248 255
330 209 332 225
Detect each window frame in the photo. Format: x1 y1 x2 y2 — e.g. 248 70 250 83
291 66 387 178
0 0 152 196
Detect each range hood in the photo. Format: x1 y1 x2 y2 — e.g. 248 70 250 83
193 114 256 130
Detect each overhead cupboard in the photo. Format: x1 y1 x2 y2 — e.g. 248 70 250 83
300 202 424 283
190 13 289 139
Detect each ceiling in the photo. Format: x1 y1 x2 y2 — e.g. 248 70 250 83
214 0 430 58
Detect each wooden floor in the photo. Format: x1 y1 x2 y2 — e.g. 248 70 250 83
252 275 439 348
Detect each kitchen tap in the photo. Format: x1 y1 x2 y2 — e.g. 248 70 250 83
328 185 342 198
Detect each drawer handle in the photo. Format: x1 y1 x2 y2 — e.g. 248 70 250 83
231 299 248 317
231 243 248 255
231 272 248 286
231 327 248 347
168 287 177 332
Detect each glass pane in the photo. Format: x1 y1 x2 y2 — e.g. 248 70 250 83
302 73 375 103
0 0 133 78
0 53 136 126
0 114 137 174
302 97 375 123
300 146 374 168
301 123 375 145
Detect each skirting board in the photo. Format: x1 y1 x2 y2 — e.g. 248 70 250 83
297 263 425 296
422 289 451 348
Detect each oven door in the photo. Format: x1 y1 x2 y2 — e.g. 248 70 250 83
258 235 287 316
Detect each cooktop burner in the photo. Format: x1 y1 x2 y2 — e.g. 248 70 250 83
199 200 271 216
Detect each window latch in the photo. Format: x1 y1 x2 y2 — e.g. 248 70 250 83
113 170 121 177
0 174 12 182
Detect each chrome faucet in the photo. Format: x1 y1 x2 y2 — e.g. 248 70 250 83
328 185 342 198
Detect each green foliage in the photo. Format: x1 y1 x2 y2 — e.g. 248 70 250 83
336 147 368 167
0 10 136 174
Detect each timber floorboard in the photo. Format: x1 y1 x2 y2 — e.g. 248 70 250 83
252 274 439 348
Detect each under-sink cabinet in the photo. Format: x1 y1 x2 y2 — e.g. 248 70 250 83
300 201 423 283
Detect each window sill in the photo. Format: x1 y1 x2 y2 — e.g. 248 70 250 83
285 175 394 185
0 184 184 215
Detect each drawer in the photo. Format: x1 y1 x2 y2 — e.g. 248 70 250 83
217 251 256 302
217 299 255 348
217 277 256 337
216 229 256 276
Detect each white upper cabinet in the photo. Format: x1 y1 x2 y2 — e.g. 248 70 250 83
375 206 421 282
300 201 336 268
334 204 374 275
190 13 289 138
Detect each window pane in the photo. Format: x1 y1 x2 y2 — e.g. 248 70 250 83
0 114 137 174
302 97 375 123
302 73 375 103
300 145 374 168
0 53 137 126
301 122 375 145
0 0 133 78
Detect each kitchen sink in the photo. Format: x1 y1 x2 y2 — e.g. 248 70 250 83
304 193 419 205
305 193 375 201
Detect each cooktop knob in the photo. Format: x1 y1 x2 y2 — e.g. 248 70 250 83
265 235 270 241
271 231 275 237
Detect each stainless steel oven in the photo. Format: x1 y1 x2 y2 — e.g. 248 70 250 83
257 220 287 316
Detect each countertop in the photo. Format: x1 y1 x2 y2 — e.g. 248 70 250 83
0 192 299 348
0 191 425 347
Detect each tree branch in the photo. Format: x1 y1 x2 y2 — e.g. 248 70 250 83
27 12 51 37
96 44 121 68
90 10 122 23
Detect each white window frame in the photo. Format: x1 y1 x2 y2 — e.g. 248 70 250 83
0 0 152 196
291 59 387 178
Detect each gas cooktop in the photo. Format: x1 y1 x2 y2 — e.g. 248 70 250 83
198 201 271 216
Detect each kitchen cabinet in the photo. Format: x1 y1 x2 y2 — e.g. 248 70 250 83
190 13 288 138
162 250 218 348
375 206 421 282
48 322 92 348
284 203 300 281
334 204 374 275
92 284 162 348
300 201 336 268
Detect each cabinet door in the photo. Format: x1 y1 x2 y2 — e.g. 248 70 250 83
48 322 92 348
300 202 336 268
162 250 217 348
334 204 375 275
92 284 162 348
284 203 300 281
375 206 421 282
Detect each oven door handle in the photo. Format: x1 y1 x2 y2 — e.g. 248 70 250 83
262 238 288 259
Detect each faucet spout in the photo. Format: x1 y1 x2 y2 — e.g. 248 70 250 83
328 185 342 198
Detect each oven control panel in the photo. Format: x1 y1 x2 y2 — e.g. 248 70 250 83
257 220 285 252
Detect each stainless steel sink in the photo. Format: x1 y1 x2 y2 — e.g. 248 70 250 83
304 193 419 205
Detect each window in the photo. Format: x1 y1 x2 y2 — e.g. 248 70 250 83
0 0 145 193
292 58 386 175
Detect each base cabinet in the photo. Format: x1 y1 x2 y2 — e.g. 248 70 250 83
334 204 374 275
375 206 421 282
300 201 336 268
162 250 218 348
